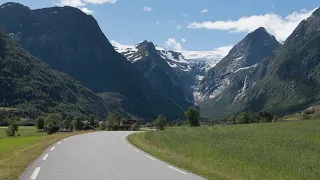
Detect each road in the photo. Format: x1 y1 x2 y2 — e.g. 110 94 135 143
20 131 205 180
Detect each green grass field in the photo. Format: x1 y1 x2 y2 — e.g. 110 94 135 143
0 126 91 180
0 126 46 138
128 120 320 180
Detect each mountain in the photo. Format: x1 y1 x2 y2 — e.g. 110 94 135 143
241 8 320 115
114 40 193 107
0 2 185 120
198 27 281 119
113 41 228 104
0 26 108 118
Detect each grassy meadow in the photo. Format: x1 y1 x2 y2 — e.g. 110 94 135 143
128 120 320 180
0 126 91 180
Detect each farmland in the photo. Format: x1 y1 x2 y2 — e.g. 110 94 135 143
128 120 320 180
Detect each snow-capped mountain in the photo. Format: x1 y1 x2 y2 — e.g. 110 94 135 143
112 40 230 73
112 40 230 104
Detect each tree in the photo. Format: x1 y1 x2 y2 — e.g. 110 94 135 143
237 112 250 124
186 107 200 127
9 120 19 132
73 117 84 131
36 118 45 130
227 115 236 124
63 117 73 130
131 122 140 131
154 114 167 130
5 126 16 137
44 113 62 134
98 121 106 130
106 114 121 131
89 116 96 127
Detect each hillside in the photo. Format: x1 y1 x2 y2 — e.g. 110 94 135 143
198 27 281 119
199 8 320 120
0 2 185 120
0 26 106 118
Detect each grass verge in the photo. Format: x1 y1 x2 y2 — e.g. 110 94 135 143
0 131 91 180
128 120 320 180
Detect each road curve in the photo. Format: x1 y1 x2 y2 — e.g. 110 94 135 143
20 131 205 180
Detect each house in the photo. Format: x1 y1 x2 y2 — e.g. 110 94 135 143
119 120 136 131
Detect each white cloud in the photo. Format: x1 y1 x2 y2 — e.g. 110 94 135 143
181 38 186 43
176 25 183 30
201 9 208 13
171 20 176 23
80 7 94 14
143 6 152 12
182 14 188 17
55 0 116 14
83 0 117 4
212 45 233 57
156 22 160 25
57 0 85 7
56 0 116 7
188 8 317 42
166 38 183 51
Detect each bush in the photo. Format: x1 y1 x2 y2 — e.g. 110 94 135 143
98 121 106 130
47 122 59 135
301 113 311 120
131 122 140 131
311 111 320 120
5 126 16 137
154 114 167 130
185 107 200 127
36 118 45 130
63 118 73 130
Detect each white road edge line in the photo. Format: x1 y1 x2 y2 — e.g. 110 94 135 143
64 138 67 141
41 154 49 161
57 141 62 145
50 147 55 151
127 144 131 148
30 167 41 180
167 165 188 175
134 149 140 153
145 155 156 161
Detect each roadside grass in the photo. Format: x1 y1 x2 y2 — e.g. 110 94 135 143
128 120 320 180
0 130 91 180
0 126 46 138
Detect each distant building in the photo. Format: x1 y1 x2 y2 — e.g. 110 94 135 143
119 120 136 131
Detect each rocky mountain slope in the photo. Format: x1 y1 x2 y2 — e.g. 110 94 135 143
0 26 107 118
198 27 281 119
200 8 320 120
113 41 228 104
0 2 185 120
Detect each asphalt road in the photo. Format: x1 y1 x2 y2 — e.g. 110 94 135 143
20 131 205 180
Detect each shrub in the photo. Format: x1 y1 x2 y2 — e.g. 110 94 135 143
186 107 200 127
47 122 59 135
301 113 311 120
131 122 140 131
5 126 16 137
311 111 320 120
98 121 106 130
154 114 167 130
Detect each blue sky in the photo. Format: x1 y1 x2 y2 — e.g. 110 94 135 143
1 0 319 51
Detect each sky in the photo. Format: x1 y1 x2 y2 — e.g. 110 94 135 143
1 0 319 53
